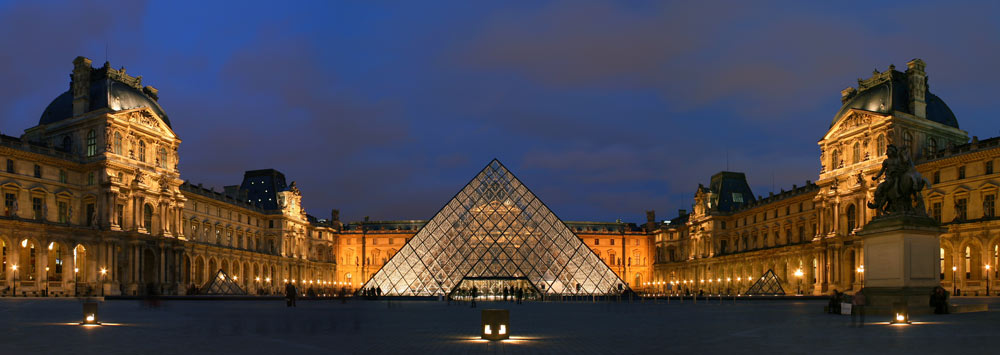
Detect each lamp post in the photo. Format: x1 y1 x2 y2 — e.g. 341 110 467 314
74 267 79 297
99 268 107 297
11 264 17 297
986 265 991 296
45 266 50 297
952 266 957 295
856 265 864 288
794 269 804 295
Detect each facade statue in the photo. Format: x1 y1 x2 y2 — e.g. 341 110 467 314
867 144 928 216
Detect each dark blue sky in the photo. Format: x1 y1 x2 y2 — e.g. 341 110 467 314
2 0 998 223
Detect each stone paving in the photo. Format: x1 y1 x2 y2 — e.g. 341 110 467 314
1 296 998 354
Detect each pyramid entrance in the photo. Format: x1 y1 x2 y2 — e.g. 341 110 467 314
362 160 626 296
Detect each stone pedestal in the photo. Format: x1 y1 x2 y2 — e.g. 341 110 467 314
857 214 944 315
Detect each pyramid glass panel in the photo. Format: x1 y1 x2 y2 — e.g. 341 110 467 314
362 159 626 296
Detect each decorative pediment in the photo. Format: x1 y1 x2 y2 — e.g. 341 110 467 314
118 108 177 139
950 185 971 195
977 181 1000 192
824 109 887 140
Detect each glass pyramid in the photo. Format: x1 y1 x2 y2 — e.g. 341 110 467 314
744 269 785 296
200 269 247 295
362 159 626 296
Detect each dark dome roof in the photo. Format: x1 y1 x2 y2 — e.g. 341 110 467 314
830 74 958 129
39 78 172 128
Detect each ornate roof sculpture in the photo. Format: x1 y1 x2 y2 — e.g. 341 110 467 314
362 159 626 296
831 59 957 129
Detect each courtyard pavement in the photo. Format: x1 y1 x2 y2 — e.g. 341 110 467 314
1 296 998 354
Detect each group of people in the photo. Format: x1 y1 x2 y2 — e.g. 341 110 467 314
930 286 950 314
826 288 866 327
448 285 527 307
360 287 383 299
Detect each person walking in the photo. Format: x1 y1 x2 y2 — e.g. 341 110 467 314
516 287 523 304
503 286 509 302
471 286 478 308
851 288 866 327
284 282 294 307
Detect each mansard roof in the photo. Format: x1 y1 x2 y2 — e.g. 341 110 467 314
39 59 171 128
831 65 957 129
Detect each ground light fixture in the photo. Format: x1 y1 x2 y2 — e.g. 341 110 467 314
890 303 911 325
81 302 100 326
481 309 510 340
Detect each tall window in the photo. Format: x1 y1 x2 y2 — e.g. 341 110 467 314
113 132 123 155
988 161 995 175
956 198 968 221
959 166 966 179
846 204 857 232
994 245 999 279
932 202 942 222
138 140 146 162
933 171 940 184
57 201 67 223
33 165 41 178
876 134 886 156
852 142 861 164
86 129 96 157
59 170 66 183
85 203 94 227
5 159 13 173
4 193 15 216
62 136 72 152
143 204 153 230
903 131 913 153
157 148 167 168
927 137 937 156
940 248 945 280
984 195 996 218
32 197 42 220
831 150 840 169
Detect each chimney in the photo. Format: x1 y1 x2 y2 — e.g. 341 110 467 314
71 56 93 117
905 59 928 119
645 210 656 231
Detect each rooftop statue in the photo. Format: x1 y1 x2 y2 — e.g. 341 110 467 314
868 144 928 217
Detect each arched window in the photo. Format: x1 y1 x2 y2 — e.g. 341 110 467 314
157 148 167 168
86 130 96 157
113 132 122 155
877 134 886 156
852 142 860 164
143 204 153 230
846 204 857 232
927 137 938 156
62 136 72 152
831 150 840 169
138 140 146 162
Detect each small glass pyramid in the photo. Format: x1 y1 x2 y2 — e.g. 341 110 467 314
362 159 625 296
200 269 247 295
744 269 785 296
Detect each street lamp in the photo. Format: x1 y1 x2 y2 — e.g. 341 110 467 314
794 269 804 295
856 265 865 287
11 264 17 297
952 266 957 295
99 268 107 297
986 265 991 296
74 267 79 296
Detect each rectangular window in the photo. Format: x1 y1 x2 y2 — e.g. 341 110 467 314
33 165 41 178
985 195 996 218
987 161 995 175
57 201 67 223
610 239 615 246
116 204 124 226
932 202 942 223
956 198 968 221
959 166 966 179
732 193 743 203
933 171 940 184
594 239 600 246
59 170 67 183
85 204 95 227
5 159 13 173
721 221 727 229
87 172 95 186
4 193 15 216
32 197 43 220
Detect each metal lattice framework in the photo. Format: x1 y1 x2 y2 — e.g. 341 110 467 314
362 160 625 296
200 269 247 295
744 269 785 296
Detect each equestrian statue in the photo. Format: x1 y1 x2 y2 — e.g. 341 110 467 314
867 144 929 216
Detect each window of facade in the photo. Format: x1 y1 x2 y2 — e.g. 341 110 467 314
984 195 996 218
4 193 15 216
831 150 840 169
138 140 146 162
59 170 67 183
113 132 122 155
143 204 153 230
610 239 615 246
33 165 41 178
903 131 913 153
157 148 167 168
116 204 123 226
215 228 221 244
57 201 67 223
932 202 942 222
877 134 886 156
965 246 971 279
852 142 860 164
86 129 96 157
85 203 94 227
31 197 43 220
87 172 95 186
846 204 857 232
5 159 13 173
927 137 937 155
956 198 968 221
941 248 945 280
933 171 940 184
988 161 995 175
594 239 599 246
959 166 966 179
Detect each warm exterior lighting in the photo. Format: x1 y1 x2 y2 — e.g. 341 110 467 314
74 268 79 273
857 265 864 273
890 303 911 324
100 268 107 275
794 269 804 277
48 242 54 250
265 277 271 282
481 309 509 340
11 264 16 271
81 302 100 326
255 277 261 282
952 266 957 271
737 277 741 281
21 239 27 248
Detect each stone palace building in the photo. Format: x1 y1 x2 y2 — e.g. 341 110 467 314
0 56 995 297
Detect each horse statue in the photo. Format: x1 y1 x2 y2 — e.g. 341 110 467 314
868 144 929 216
